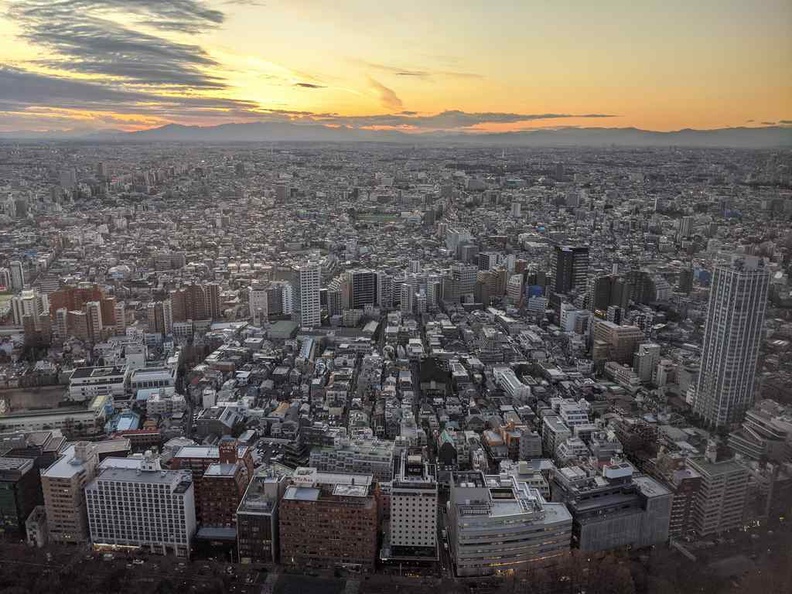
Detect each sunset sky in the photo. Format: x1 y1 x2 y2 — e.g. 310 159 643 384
0 0 790 133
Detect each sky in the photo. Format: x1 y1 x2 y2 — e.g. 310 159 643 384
0 0 790 133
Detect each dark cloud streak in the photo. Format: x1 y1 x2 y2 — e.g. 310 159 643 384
8 0 226 89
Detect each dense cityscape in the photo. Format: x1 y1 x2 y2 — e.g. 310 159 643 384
0 142 789 593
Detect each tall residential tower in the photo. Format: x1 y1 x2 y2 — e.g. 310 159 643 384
694 256 769 427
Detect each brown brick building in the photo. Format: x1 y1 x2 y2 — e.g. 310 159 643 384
279 468 378 572
200 461 250 528
169 438 253 523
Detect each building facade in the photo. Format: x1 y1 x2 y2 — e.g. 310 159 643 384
387 450 438 560
41 442 99 543
85 454 196 557
448 470 572 577
694 256 770 427
279 468 378 572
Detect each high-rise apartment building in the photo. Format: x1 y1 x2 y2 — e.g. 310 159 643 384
85 301 103 342
54 308 69 340
237 468 288 564
9 260 24 291
694 256 769 427
41 442 99 543
687 455 748 536
634 343 661 384
146 300 173 335
591 274 633 313
170 283 220 322
48 283 103 315
377 272 393 309
450 263 477 300
99 296 116 329
85 453 196 557
205 282 221 320
248 285 269 326
11 289 49 328
299 263 321 327
551 245 589 294
67 310 89 342
349 269 378 309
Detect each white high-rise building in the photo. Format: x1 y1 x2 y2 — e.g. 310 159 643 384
85 452 196 557
299 263 321 327
281 282 294 315
694 256 770 427
114 302 127 334
11 289 49 328
9 260 25 291
388 450 437 558
634 343 661 384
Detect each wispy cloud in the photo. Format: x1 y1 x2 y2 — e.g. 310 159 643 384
367 77 403 111
361 60 482 80
8 0 227 89
0 65 266 130
294 82 326 89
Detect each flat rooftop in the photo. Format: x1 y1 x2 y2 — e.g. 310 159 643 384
0 457 33 472
452 472 486 488
42 445 91 479
205 463 239 477
94 466 192 487
71 366 126 379
284 486 320 502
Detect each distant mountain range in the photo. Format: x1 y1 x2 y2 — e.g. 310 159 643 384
1 122 791 147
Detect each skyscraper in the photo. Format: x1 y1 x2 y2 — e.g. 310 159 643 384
299 263 321 327
551 245 589 294
694 256 769 427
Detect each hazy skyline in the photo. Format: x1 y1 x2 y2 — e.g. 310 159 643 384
0 0 790 133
